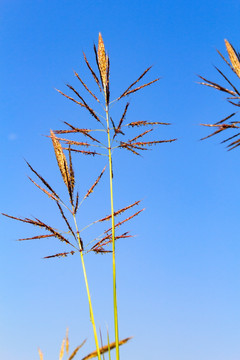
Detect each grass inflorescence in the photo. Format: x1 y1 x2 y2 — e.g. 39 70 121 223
199 39 240 150
3 33 176 359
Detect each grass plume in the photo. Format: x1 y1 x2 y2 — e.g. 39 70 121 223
52 32 176 359
3 32 176 360
199 39 240 150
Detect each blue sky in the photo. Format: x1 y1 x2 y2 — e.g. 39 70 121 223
1 1 240 359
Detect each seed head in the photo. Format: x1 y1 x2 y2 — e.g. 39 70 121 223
98 33 107 88
225 39 240 78
50 130 69 187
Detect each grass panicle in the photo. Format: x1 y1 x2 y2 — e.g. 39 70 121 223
200 39 240 150
51 33 175 359
4 33 176 360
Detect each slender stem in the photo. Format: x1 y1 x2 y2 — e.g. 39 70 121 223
107 328 112 360
105 101 120 360
72 212 101 360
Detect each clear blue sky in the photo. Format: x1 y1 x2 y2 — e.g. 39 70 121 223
1 1 240 359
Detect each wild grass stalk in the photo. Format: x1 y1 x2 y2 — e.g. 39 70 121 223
53 32 176 359
3 33 176 359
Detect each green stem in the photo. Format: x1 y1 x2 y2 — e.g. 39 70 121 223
72 212 101 360
105 102 120 360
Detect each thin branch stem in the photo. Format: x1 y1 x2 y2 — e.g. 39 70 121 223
72 210 101 360
105 95 120 360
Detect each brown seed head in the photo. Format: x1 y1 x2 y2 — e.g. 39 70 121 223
65 328 69 354
225 39 240 78
59 339 65 360
50 130 69 187
38 349 43 360
98 33 107 87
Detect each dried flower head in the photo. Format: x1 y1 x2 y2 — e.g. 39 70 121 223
225 39 240 78
50 130 70 187
98 33 108 88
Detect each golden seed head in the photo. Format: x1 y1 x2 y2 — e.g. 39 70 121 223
225 39 240 78
50 130 69 187
38 348 43 360
98 32 107 87
65 328 69 354
59 338 65 360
